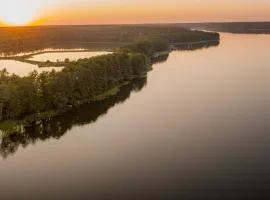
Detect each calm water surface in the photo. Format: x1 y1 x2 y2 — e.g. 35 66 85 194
0 48 87 58
29 51 111 62
1 33 270 200
0 60 63 77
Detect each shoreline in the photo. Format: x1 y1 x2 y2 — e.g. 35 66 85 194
0 33 220 136
0 47 164 136
0 75 147 136
0 39 219 67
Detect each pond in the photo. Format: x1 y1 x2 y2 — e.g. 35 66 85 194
1 33 270 199
0 60 63 77
29 51 112 62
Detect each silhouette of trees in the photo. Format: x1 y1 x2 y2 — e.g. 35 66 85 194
0 25 219 54
0 39 170 121
0 78 147 159
0 26 219 127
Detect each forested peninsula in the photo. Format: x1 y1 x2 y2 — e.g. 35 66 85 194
0 26 219 134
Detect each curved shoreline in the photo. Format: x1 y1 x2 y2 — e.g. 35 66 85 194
0 32 220 135
0 41 218 136
0 39 219 68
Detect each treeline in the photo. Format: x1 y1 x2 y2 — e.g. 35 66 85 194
121 38 170 57
179 22 270 34
0 25 219 54
0 27 219 126
0 78 147 158
173 40 220 51
0 39 169 122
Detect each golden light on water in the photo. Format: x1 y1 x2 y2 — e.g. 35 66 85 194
0 0 40 25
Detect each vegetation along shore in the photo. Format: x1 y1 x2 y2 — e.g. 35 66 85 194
0 26 219 135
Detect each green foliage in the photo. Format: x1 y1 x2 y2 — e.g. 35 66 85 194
0 51 149 122
0 27 219 125
0 25 219 55
90 87 120 101
0 120 24 135
121 38 170 57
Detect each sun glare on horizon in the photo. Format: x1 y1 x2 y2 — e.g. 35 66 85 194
0 0 270 26
0 0 40 26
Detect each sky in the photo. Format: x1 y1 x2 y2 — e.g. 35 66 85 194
0 0 270 26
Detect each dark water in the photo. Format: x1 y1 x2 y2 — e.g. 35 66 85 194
1 33 270 200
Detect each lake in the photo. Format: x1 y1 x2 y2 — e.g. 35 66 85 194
29 51 112 62
1 33 270 199
0 60 63 77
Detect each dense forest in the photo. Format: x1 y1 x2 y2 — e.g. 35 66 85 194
177 22 270 34
0 26 219 133
0 78 147 158
0 25 219 54
0 39 169 124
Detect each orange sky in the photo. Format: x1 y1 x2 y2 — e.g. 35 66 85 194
0 0 270 26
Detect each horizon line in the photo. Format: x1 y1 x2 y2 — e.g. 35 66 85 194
1 21 270 28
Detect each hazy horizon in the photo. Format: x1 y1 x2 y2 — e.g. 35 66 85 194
1 21 270 28
1 1 270 200
0 0 270 26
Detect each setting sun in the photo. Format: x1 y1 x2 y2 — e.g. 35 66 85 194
0 0 40 25
1 0 270 200
0 0 270 26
